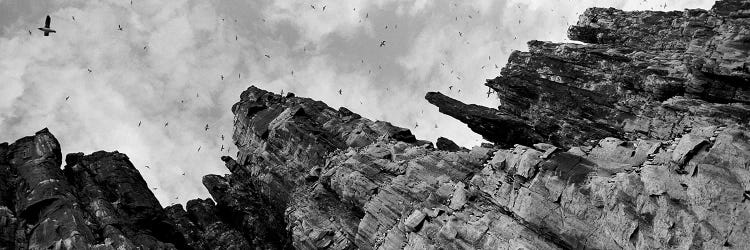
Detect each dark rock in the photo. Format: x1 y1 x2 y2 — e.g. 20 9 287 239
426 92 545 147
436 137 462 152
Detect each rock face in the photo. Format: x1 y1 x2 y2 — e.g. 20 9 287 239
0 129 188 249
430 1 749 149
2 1 749 249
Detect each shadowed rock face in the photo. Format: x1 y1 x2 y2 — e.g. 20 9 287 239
2 1 749 249
427 0 750 149
0 129 188 249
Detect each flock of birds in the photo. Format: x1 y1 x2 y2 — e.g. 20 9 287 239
32 3 541 192
29 1 679 203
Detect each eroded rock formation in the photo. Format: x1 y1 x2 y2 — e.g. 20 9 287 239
1 0 748 249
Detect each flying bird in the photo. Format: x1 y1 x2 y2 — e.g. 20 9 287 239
338 89 342 95
87 69 92 73
138 121 142 127
65 96 70 101
221 145 225 151
72 16 75 21
449 86 453 90
220 74 224 80
221 135 224 140
379 40 386 47
197 146 201 152
164 122 169 127
144 165 150 169
118 25 123 31
323 5 326 11
28 30 32 36
311 5 315 9
205 124 209 131
38 15 56 36
264 54 271 59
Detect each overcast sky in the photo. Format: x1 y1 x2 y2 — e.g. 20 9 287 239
0 0 715 206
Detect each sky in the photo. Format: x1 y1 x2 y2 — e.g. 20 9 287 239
0 0 715 206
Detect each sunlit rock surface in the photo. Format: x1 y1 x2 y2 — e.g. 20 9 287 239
1 1 748 249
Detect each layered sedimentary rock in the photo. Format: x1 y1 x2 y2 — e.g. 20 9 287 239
430 0 749 148
2 0 749 249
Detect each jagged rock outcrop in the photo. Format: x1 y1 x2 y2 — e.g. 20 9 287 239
2 1 748 249
0 129 189 249
430 0 749 148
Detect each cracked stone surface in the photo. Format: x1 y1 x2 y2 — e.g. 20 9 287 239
1 1 749 249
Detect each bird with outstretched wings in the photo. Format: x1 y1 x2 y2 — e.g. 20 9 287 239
38 15 56 36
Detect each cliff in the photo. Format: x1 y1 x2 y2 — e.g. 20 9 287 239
1 0 749 249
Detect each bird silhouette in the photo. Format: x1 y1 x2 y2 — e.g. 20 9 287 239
323 5 326 11
220 75 224 80
117 25 123 31
164 122 169 127
28 30 32 36
338 89 342 95
205 124 209 131
379 40 386 47
145 165 150 169
72 16 75 21
221 135 225 140
310 5 315 9
221 145 225 151
264 54 271 59
38 15 56 36
197 146 201 152
138 121 141 127
65 96 70 101
87 69 92 73
458 31 463 37
449 86 453 90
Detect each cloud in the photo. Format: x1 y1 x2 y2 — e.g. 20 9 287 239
0 0 716 206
